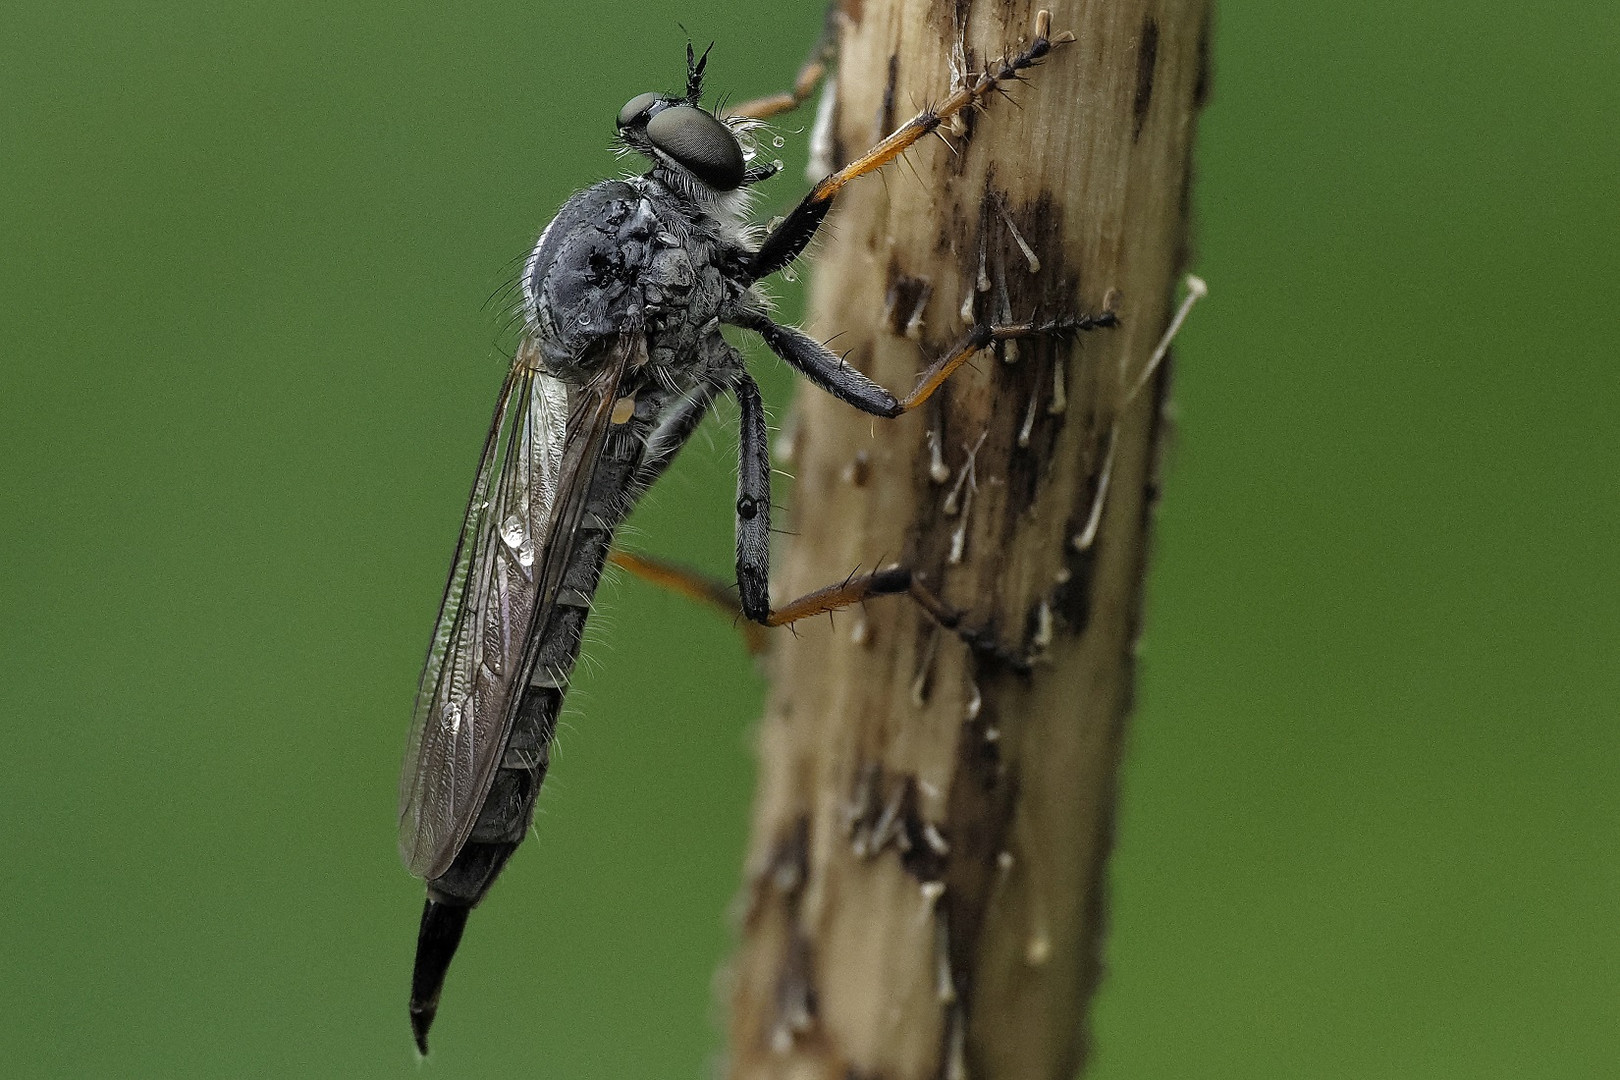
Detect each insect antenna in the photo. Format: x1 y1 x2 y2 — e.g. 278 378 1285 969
686 39 714 103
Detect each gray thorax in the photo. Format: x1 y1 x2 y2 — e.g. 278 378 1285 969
522 175 745 392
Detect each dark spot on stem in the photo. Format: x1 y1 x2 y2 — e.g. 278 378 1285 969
745 813 810 927
883 257 932 337
894 776 949 883
878 53 899 138
1133 18 1159 141
1194 6 1215 108
1051 544 1096 632
772 929 819 1045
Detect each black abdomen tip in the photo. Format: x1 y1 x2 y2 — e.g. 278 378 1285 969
409 1001 435 1057
409 898 471 1055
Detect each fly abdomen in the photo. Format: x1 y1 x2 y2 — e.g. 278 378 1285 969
410 390 676 1053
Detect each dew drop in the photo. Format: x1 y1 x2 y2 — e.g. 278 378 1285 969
771 158 784 171
500 514 525 549
772 135 785 148
780 265 798 282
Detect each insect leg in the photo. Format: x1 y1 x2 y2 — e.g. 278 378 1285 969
610 543 1022 667
602 366 770 642
733 369 773 623
611 546 917 638
895 313 1117 414
762 565 913 627
730 309 1116 418
608 549 771 653
607 550 943 655
728 308 900 416
762 567 1029 671
723 1 839 121
636 381 722 489
747 9 1071 282
601 370 907 643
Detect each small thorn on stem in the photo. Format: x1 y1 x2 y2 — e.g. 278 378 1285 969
849 615 870 646
1030 599 1053 653
910 625 942 706
1073 431 1117 552
1123 273 1208 403
1017 379 1039 448
928 420 951 483
905 280 933 340
1047 358 1067 415
934 919 957 1003
996 198 1041 273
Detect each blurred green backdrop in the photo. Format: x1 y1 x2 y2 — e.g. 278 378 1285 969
1 1 1615 1077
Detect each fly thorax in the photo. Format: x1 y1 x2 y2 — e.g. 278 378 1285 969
522 180 657 377
644 242 695 297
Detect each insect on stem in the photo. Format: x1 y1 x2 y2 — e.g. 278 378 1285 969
398 8 1097 1056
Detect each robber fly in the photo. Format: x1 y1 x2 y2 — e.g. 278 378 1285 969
397 10 1110 1053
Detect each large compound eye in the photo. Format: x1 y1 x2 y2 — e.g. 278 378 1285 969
617 92 664 130
644 105 745 191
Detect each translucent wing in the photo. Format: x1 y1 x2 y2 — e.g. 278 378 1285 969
398 333 637 879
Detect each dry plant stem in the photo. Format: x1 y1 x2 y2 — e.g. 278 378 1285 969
727 2 1209 1079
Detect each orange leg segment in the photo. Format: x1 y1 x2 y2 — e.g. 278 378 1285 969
723 3 839 122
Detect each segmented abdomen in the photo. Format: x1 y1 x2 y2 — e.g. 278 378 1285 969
425 395 665 906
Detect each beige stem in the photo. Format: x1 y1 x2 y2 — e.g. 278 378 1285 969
727 2 1210 1077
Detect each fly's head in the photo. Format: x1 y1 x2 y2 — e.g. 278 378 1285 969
615 43 754 196
616 94 745 194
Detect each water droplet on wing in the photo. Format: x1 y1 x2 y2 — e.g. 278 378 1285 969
501 514 525 549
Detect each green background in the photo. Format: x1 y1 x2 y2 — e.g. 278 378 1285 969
2 1 1615 1076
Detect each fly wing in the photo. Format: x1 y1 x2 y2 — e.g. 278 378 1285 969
398 333 638 879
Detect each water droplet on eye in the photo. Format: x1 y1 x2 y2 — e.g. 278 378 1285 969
780 265 798 282
500 514 525 549
517 540 535 568
771 135 785 148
